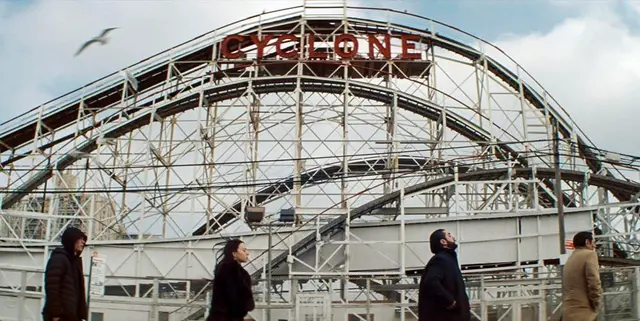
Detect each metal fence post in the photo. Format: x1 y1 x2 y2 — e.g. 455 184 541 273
634 267 640 320
150 278 159 321
18 271 27 321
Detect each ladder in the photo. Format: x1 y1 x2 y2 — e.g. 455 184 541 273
522 103 552 167
303 0 347 18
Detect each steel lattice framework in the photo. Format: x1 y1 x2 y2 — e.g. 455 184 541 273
1 2 640 321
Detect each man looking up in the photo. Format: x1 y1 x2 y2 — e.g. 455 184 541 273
562 231 603 321
42 227 88 321
418 229 470 321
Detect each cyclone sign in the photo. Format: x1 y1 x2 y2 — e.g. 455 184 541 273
220 33 423 60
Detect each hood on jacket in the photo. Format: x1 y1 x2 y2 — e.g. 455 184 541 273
429 229 446 254
61 227 87 255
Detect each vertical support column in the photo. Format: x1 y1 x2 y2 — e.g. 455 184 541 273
17 270 27 321
245 45 261 211
473 55 483 128
134 244 142 298
481 55 497 163
399 182 407 321
290 279 298 321
162 117 177 237
381 8 395 197
341 17 351 278
440 97 447 163
553 119 566 259
46 178 60 241
399 181 406 275
251 96 260 207
30 105 45 179
392 92 399 190
40 183 59 313
453 164 460 216
21 215 26 240
266 222 272 321
203 37 220 235
155 89 168 237
244 88 254 213
428 20 438 104
185 241 193 297
569 126 578 170
581 172 589 207
512 297 521 321
383 79 398 196
507 160 514 213
196 86 207 228
251 18 263 210
633 267 640 320
87 194 96 241
0 204 4 238
293 21 306 226
261 256 267 321
115 129 134 238
365 279 371 321
532 166 539 211
597 187 612 256
150 278 159 321
204 290 211 320
516 66 531 163
539 271 548 321
400 288 407 321
139 62 168 241
425 21 439 210
541 91 553 166
428 20 440 168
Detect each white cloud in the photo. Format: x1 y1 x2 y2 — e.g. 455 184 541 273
3 0 637 154
629 1 640 16
0 0 413 237
492 2 640 155
0 0 382 117
2 0 639 206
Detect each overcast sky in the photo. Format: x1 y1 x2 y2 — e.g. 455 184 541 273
0 0 639 157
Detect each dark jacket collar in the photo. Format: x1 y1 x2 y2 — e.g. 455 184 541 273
52 247 80 260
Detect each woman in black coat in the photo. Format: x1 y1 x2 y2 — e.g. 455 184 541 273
207 239 255 321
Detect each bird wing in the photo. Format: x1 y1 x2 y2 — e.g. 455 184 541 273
99 27 118 38
74 39 100 57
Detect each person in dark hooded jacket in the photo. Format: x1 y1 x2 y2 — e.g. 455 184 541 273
418 229 470 321
42 227 88 321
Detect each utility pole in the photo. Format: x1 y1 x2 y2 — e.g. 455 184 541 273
553 118 567 263
266 221 272 321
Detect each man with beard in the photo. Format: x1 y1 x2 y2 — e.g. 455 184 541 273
42 227 88 321
418 229 470 321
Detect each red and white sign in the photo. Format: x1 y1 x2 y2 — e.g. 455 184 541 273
565 239 574 250
220 33 423 60
89 253 107 297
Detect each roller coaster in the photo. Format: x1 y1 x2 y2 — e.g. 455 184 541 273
1 1 639 321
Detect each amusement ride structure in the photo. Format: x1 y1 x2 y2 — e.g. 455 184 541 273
1 1 640 321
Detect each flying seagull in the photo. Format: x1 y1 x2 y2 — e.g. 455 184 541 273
74 27 118 57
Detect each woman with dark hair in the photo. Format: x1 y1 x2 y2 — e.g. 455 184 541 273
207 239 255 321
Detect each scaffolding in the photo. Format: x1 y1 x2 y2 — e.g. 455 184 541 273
0 2 639 321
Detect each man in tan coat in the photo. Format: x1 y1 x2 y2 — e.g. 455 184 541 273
562 231 603 321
